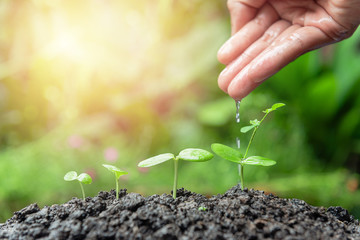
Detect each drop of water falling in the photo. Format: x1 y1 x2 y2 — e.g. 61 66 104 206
235 100 242 182
235 100 241 123
236 137 240 149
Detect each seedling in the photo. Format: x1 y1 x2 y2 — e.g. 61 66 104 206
198 206 208 211
211 103 285 190
64 171 92 200
138 148 213 199
102 164 128 200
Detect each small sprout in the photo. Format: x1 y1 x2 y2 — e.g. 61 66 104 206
102 164 128 200
198 206 208 211
64 171 92 200
138 148 213 199
212 103 285 190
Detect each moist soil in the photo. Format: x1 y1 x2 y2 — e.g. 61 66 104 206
1 185 359 240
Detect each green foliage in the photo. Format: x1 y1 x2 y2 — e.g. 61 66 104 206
177 148 214 162
212 103 284 189
211 143 243 163
137 154 175 168
263 103 286 113
138 148 213 198
64 171 92 200
102 164 128 200
243 156 276 166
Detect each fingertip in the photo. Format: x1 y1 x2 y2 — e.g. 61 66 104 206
217 44 231 65
217 73 229 93
227 84 245 101
227 71 256 101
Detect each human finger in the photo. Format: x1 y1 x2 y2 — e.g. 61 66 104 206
218 20 291 93
227 0 258 35
218 3 279 65
227 26 333 100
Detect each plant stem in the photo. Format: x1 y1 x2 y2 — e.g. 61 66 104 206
173 158 179 199
244 127 257 159
241 111 270 190
115 175 119 200
79 182 85 200
243 112 269 159
239 164 244 190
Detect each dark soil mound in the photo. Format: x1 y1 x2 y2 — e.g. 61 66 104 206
1 185 359 239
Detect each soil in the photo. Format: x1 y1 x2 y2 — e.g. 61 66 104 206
0 185 359 240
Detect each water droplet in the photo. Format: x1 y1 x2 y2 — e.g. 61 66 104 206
235 100 241 123
236 137 240 149
235 100 242 180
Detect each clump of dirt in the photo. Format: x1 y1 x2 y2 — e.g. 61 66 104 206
1 185 359 239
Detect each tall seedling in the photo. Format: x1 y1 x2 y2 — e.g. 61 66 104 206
211 103 285 190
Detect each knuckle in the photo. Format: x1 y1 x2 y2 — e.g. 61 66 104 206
253 15 266 26
261 31 275 44
288 32 305 49
241 51 254 60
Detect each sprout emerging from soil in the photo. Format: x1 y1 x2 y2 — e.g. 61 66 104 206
64 171 92 200
211 103 285 190
138 148 213 199
102 164 128 200
198 206 208 211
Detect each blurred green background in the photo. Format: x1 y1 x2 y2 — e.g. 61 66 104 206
1 0 360 222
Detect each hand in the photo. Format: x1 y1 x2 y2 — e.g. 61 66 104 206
218 0 360 100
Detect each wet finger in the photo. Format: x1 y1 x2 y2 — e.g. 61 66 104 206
227 26 332 100
227 0 258 35
218 3 279 65
218 20 291 93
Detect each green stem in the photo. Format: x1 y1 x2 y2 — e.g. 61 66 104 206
173 158 179 199
239 164 244 190
244 127 257 159
115 175 119 200
241 112 270 190
243 112 269 159
79 182 85 200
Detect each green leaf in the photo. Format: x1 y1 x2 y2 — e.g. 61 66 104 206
211 143 242 163
77 173 92 184
243 156 276 166
263 103 285 113
271 103 285 110
250 119 260 126
102 164 128 179
64 171 78 181
177 148 213 162
138 153 175 167
240 125 255 133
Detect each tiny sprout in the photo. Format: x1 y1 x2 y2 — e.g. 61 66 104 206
212 103 285 190
198 206 208 211
102 164 128 200
64 171 92 200
138 148 213 199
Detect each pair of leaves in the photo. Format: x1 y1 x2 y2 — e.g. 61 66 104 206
138 148 213 167
64 171 92 184
103 164 128 179
240 103 285 133
241 119 260 133
263 103 285 114
211 143 276 166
